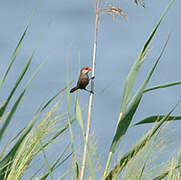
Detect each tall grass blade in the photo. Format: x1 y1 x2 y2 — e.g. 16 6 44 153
0 91 68 177
66 67 78 179
120 0 174 112
0 50 48 144
0 50 35 118
75 98 84 133
144 81 181 93
110 35 170 153
1 83 69 169
105 100 181 179
137 162 146 180
153 165 181 180
0 27 28 89
39 106 88 152
58 170 71 180
104 4 173 173
0 90 25 142
37 106 90 156
54 153 72 170
168 159 176 180
0 106 33 178
37 143 71 180
0 59 54 177
40 83 72 112
30 167 43 180
0 58 49 155
38 154 72 180
36 117 75 155
177 144 181 176
75 98 96 180
4 104 59 179
0 12 48 118
86 150 96 180
39 140 54 180
0 0 41 89
133 115 181 126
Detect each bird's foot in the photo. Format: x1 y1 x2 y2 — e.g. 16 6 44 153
91 76 95 80
84 88 94 94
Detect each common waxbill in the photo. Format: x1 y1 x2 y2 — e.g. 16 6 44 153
70 67 93 93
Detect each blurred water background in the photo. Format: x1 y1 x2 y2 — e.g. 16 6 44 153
0 0 181 179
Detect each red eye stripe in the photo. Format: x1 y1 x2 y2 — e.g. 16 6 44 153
84 67 91 71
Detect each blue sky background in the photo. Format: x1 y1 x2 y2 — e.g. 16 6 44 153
0 0 181 179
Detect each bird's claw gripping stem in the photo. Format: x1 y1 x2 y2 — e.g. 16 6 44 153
84 88 94 94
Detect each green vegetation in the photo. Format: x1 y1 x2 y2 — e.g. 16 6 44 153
0 0 181 179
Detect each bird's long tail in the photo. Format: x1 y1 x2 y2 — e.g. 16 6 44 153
70 86 78 93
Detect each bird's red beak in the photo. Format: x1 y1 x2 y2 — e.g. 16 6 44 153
87 67 91 71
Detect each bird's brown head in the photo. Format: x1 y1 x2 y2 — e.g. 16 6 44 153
81 67 92 74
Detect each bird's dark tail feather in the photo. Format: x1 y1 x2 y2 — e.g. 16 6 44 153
70 86 78 93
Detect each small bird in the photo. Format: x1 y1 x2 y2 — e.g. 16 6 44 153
70 67 93 93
